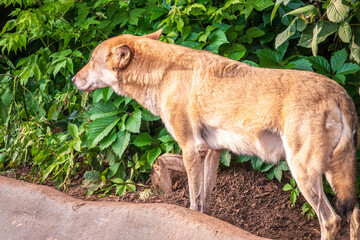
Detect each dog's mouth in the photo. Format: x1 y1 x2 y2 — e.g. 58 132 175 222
80 82 95 92
74 80 95 92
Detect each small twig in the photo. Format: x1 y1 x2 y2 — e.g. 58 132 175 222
0 73 16 78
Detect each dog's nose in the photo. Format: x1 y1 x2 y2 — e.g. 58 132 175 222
71 76 76 83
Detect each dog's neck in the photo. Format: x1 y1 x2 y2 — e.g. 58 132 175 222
114 51 170 116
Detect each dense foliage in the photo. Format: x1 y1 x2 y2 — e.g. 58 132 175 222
0 0 359 215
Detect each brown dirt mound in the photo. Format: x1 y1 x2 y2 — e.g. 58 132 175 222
3 161 351 239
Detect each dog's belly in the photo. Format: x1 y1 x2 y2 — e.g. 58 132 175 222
201 127 285 163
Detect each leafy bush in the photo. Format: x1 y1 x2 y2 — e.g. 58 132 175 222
0 0 359 209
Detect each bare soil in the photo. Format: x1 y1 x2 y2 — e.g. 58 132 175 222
3 161 351 240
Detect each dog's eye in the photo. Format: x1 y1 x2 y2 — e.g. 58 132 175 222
90 57 94 62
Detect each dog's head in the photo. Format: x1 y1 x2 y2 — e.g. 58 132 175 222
72 29 163 92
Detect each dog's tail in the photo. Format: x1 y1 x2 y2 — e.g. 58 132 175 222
328 98 358 219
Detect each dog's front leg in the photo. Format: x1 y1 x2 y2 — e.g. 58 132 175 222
182 143 209 212
203 149 222 214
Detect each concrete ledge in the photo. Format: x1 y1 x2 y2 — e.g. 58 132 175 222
0 176 270 240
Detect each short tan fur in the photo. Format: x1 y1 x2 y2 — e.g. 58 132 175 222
73 29 360 240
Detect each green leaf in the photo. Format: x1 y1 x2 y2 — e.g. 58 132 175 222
107 162 120 179
0 19 16 36
90 111 122 121
284 4 318 18
33 65 41 80
247 27 265 38
331 49 347 73
205 29 228 54
270 0 282 24
251 157 262 171
181 26 192 41
125 109 142 133
73 50 84 59
59 0 75 10
42 164 56 181
99 129 117 150
290 177 296 187
242 5 254 20
110 12 128 28
158 134 174 143
278 161 289 171
1 88 13 105
298 22 337 48
296 18 307 31
183 3 206 16
351 47 360 64
288 59 313 72
147 147 161 166
350 30 360 64
290 190 297 204
248 0 274 11
220 150 231 167
89 101 118 120
68 123 79 138
326 0 349 23
283 183 293 191
141 108 160 121
77 2 89 21
112 131 131 158
150 7 168 21
338 21 352 43
53 59 66 77
84 170 101 181
307 56 331 75
236 155 250 163
0 154 5 163
275 19 296 49
112 178 124 184
256 49 282 68
176 17 184 32
267 171 275 180
133 133 154 147
129 8 145 26
72 138 82 152
126 180 136 192
102 87 114 103
228 51 246 61
336 63 360 75
88 116 120 148
311 22 322 56
93 89 103 103
116 184 126 196
274 166 283 182
333 74 346 84
260 163 273 172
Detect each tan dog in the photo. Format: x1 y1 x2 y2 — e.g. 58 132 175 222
72 29 360 239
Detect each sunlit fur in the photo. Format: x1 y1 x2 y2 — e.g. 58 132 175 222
73 30 360 240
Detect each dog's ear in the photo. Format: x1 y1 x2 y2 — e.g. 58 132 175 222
144 29 163 40
113 44 131 69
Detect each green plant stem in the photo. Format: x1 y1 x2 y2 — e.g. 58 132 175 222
21 87 30 122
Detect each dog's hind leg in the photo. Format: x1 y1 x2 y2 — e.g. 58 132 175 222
203 149 222 214
287 153 341 240
284 129 341 240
